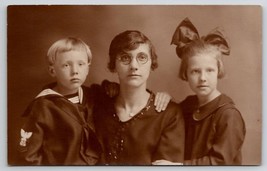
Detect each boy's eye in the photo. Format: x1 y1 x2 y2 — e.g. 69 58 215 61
63 64 69 68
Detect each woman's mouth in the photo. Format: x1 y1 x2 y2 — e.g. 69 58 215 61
197 85 208 88
71 78 80 83
128 74 140 77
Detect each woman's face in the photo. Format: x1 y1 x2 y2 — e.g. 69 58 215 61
115 43 152 88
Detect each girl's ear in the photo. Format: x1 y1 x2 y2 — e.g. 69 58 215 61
48 66 56 77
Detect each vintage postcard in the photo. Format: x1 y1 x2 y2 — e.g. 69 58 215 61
7 5 262 166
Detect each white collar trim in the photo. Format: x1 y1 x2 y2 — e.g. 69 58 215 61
35 87 83 104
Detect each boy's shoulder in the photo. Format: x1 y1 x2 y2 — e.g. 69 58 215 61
22 84 66 117
22 94 60 117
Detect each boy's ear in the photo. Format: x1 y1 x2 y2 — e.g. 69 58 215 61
48 66 56 77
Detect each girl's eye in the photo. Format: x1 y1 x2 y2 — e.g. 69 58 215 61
191 69 200 74
79 63 85 66
207 68 214 72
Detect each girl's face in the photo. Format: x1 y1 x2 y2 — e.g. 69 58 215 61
115 43 152 88
50 50 89 95
186 52 219 101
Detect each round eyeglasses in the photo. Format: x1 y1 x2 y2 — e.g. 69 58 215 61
116 53 149 65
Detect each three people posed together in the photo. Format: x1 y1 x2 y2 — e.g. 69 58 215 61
18 18 246 166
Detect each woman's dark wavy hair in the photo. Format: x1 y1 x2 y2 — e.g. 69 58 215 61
108 30 158 72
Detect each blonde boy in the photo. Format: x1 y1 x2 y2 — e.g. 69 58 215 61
18 37 101 165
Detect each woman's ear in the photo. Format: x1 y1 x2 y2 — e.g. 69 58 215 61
48 66 56 77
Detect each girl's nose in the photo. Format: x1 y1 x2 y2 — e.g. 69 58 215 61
199 72 207 82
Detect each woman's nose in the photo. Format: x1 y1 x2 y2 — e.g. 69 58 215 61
129 57 139 71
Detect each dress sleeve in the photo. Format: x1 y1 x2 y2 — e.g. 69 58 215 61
17 101 45 165
90 81 114 105
185 107 246 165
152 104 185 164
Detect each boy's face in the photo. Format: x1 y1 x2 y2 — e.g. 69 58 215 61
50 50 89 95
115 43 152 88
186 52 219 101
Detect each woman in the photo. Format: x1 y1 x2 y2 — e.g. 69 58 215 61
94 30 184 165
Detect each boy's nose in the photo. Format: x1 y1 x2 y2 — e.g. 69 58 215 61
72 65 79 75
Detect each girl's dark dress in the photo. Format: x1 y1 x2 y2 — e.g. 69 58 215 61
180 94 246 165
94 93 185 165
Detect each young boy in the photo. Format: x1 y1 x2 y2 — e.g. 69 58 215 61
17 37 171 165
18 37 102 165
171 18 246 165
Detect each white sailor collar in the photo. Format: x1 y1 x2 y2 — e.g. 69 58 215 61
35 87 84 104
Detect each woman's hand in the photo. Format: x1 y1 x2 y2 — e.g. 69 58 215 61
154 92 172 112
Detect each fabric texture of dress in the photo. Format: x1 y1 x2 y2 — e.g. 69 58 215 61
18 83 102 165
180 94 246 165
94 92 185 165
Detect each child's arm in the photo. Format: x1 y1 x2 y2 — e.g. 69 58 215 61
17 105 44 165
101 80 172 112
184 107 246 165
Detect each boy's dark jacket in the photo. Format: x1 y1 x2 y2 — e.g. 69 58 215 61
18 83 103 165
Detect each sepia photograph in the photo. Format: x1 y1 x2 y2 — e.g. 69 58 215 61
6 4 262 167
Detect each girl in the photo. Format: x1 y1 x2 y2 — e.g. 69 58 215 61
171 18 246 165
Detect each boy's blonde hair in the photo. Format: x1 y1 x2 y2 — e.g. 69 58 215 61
47 37 92 66
179 39 225 81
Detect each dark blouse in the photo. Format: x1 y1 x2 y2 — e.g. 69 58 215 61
180 94 246 165
18 84 102 165
93 93 185 165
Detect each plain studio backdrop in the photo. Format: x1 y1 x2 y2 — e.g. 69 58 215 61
7 5 262 165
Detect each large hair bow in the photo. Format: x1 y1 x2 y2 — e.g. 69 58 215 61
171 17 230 58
